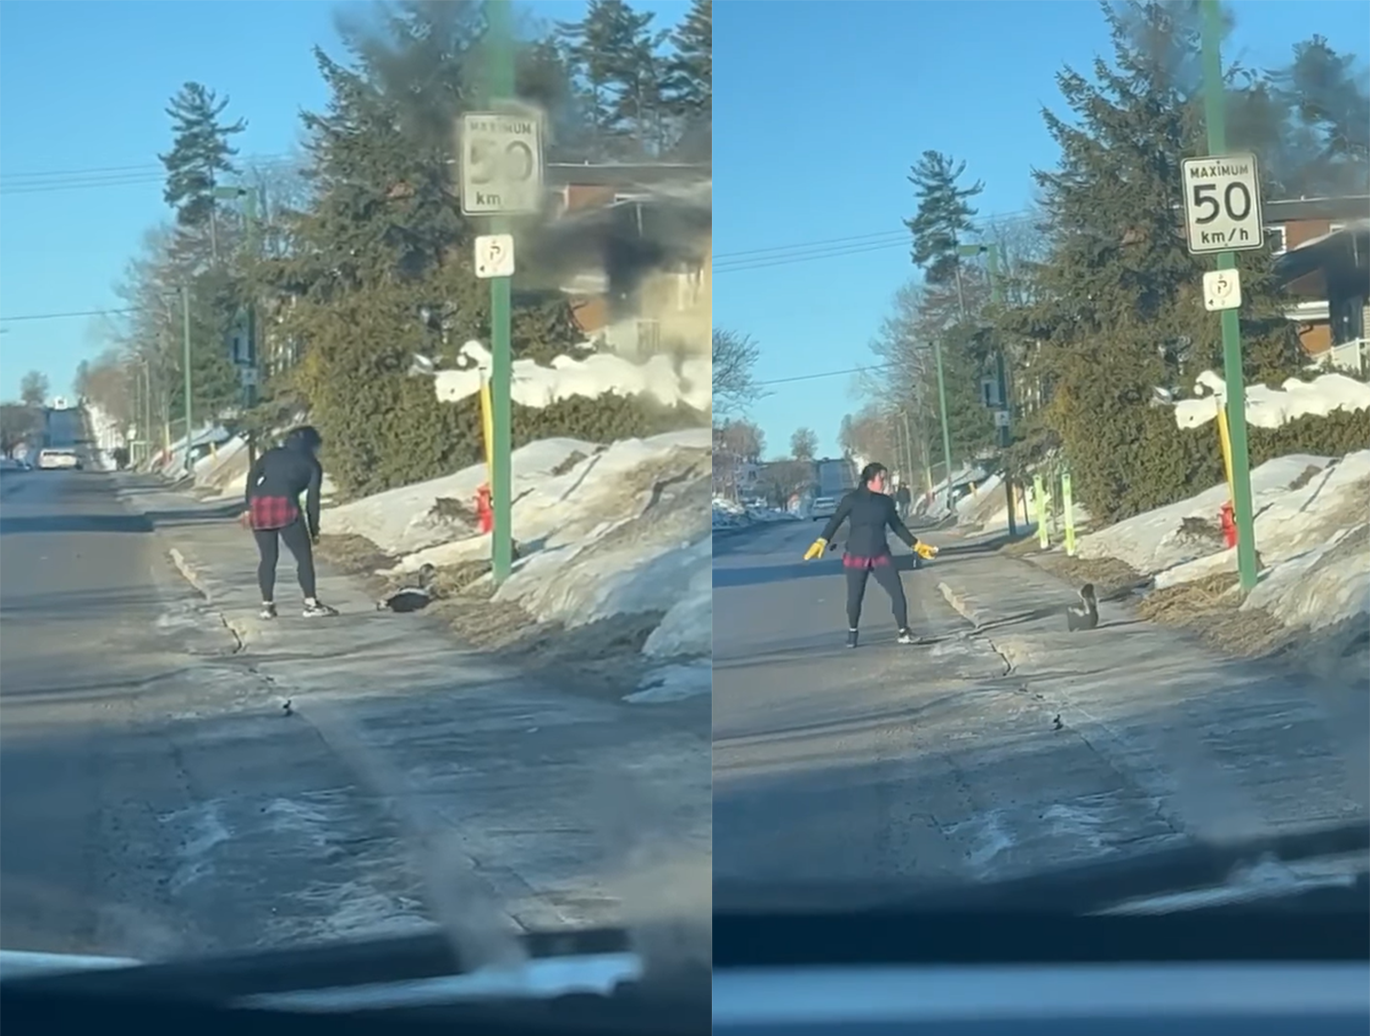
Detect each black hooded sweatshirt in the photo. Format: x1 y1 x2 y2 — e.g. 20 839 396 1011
819 486 918 559
245 440 323 536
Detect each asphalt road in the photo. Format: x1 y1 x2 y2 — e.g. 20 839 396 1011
0 412 420 958
711 518 1186 904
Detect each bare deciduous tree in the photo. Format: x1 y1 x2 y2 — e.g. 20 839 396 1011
711 327 762 415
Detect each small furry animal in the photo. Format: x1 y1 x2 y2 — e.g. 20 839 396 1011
377 563 438 613
1066 582 1099 632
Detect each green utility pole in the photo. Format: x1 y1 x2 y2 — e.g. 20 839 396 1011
933 337 954 508
1200 0 1259 592
243 186 261 467
214 184 261 462
181 285 193 472
142 360 152 467
488 0 515 586
985 244 1017 538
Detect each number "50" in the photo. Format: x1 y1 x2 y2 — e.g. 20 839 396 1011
466 138 535 185
1191 181 1252 224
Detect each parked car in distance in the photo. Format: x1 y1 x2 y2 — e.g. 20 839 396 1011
37 448 81 471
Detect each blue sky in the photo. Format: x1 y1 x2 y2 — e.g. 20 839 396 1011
0 0 688 402
714 0 1370 458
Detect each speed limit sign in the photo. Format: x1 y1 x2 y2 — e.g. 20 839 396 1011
460 112 544 216
1180 153 1265 255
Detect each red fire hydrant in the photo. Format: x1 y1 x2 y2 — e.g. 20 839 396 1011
1219 501 1238 549
475 484 494 534
475 483 497 533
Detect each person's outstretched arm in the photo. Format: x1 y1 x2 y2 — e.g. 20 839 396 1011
884 495 919 549
804 493 854 560
885 495 939 558
305 459 323 540
818 492 854 545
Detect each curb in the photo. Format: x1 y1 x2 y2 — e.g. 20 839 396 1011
936 579 993 630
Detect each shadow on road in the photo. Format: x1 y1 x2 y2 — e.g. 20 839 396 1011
0 513 154 536
145 503 244 527
713 551 957 590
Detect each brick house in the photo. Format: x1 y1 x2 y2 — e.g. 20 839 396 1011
1266 195 1370 374
536 162 711 361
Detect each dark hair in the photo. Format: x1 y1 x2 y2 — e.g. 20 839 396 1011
284 425 322 453
859 461 888 484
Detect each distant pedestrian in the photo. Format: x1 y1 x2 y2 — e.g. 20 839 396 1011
802 461 938 648
895 482 912 519
243 425 338 619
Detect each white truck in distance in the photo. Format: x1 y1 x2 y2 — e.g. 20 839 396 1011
810 457 857 522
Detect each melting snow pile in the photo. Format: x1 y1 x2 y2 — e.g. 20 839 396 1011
1079 451 1370 634
1173 370 1369 430
712 496 799 530
326 429 712 702
434 341 710 413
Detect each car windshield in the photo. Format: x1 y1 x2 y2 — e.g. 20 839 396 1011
710 0 1369 919
1 0 711 977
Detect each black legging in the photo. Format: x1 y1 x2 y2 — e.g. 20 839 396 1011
846 561 909 630
253 520 317 602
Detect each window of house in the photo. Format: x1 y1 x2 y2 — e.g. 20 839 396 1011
636 319 661 358
1264 224 1287 253
676 263 704 312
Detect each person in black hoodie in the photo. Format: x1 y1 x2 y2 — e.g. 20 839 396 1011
802 462 938 648
242 425 339 619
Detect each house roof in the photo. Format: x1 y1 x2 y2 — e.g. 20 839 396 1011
545 162 711 189
529 183 711 283
1275 218 1370 286
1264 195 1370 224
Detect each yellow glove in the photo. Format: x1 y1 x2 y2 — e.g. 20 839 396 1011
803 538 827 561
914 541 939 560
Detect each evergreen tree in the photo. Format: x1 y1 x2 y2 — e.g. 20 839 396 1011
1269 35 1370 194
665 0 710 159
272 0 624 497
159 82 247 259
1020 0 1304 522
904 150 983 287
902 151 994 468
558 0 667 159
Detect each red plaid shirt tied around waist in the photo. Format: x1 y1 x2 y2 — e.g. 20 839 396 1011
842 553 892 570
249 495 300 531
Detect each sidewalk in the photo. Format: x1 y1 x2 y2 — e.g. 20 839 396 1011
931 546 1368 846
115 475 711 934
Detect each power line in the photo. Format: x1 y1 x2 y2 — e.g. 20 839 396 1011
717 239 909 274
0 154 301 196
715 209 1039 274
715 229 908 261
0 307 139 323
755 362 898 388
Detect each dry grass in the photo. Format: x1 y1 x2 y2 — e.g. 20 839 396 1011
315 533 400 581
1137 572 1289 657
1026 551 1145 599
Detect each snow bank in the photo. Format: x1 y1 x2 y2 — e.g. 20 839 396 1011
712 496 799 530
330 429 714 675
1174 370 1369 430
1080 453 1356 575
434 341 710 413
1240 526 1369 632
1084 451 1370 635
